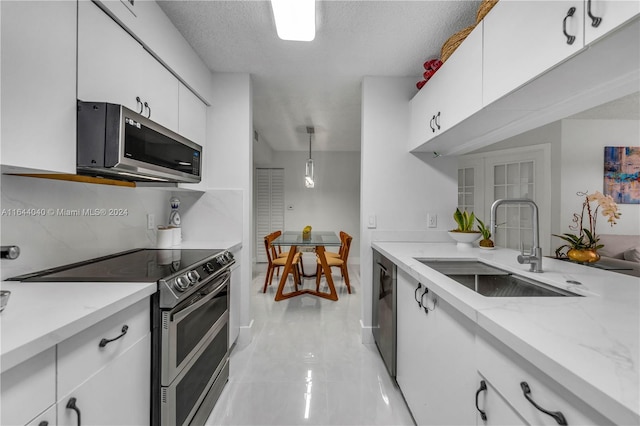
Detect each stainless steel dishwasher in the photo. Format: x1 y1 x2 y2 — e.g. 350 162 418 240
372 249 397 378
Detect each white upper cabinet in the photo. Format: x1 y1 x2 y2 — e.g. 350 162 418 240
178 83 207 146
78 1 179 132
0 0 77 174
409 23 483 151
584 0 640 44
94 0 214 104
483 1 585 107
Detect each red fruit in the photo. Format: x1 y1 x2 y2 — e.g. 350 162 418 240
430 60 443 71
423 59 437 70
423 69 435 80
416 80 427 90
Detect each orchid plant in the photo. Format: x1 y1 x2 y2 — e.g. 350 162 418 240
554 191 621 256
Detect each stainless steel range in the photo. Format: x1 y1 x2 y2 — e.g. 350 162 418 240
9 248 234 426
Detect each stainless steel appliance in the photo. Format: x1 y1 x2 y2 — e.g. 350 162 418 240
372 249 397 378
9 248 234 426
77 101 202 183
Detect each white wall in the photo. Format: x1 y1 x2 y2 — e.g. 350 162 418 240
254 150 361 264
560 119 640 237
207 72 253 345
360 77 458 342
0 175 164 279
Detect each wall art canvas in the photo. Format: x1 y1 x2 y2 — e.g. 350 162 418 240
603 146 640 204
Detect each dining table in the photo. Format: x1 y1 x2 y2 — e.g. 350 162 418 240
271 231 342 301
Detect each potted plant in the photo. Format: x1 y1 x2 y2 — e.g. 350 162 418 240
448 208 481 247
476 218 494 248
553 191 621 263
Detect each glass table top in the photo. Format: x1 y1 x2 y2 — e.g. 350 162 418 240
272 231 341 247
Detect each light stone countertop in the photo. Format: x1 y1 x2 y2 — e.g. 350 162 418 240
372 242 640 426
0 281 157 373
0 240 241 373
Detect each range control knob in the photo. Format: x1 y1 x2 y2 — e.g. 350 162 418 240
187 270 200 283
204 262 215 273
174 276 190 292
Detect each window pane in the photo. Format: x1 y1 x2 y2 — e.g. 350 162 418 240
507 163 519 184
494 165 505 185
464 168 474 187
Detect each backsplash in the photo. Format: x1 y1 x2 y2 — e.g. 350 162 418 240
0 175 242 279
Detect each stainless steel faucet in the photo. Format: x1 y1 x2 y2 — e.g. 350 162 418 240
490 199 543 273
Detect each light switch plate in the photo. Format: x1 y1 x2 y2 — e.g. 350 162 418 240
147 214 155 230
427 213 437 228
368 214 377 229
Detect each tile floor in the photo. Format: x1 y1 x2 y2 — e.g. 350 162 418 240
205 262 414 425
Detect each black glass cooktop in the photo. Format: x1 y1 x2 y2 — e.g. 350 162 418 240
9 248 223 282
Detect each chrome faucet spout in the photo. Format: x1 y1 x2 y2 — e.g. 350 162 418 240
490 199 543 273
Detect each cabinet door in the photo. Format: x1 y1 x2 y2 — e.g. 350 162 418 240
395 270 430 423
178 83 207 146
584 0 640 44
228 258 241 348
0 0 76 174
396 270 477 425
78 1 178 131
57 334 151 426
27 404 57 426
1 347 56 426
483 0 585 107
409 24 482 151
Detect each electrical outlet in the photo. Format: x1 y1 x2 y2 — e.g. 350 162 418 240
147 214 155 230
427 213 437 228
368 214 377 229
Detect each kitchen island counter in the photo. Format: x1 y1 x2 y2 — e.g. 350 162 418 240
373 242 639 425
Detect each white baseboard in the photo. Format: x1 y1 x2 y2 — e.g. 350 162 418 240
237 319 254 348
360 319 374 344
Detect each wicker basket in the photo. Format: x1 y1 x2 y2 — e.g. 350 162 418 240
476 0 498 23
440 25 475 63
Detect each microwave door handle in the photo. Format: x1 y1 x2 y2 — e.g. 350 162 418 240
172 272 230 323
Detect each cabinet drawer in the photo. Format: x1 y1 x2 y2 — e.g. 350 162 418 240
1 347 56 426
57 298 150 398
476 332 611 425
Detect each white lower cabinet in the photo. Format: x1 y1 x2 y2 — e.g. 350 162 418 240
0 348 56 426
57 298 151 426
57 334 150 426
396 269 477 425
475 374 526 425
476 331 612 425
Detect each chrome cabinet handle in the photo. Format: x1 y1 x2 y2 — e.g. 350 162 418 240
414 282 422 307
136 96 144 114
66 397 82 426
475 380 488 421
144 101 151 118
429 115 436 132
563 7 576 45
520 382 567 425
435 111 441 130
99 325 128 348
38 422 49 426
587 0 602 27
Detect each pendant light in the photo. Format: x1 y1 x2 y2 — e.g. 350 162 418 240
305 127 315 188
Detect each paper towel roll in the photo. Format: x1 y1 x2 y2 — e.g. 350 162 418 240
157 227 173 248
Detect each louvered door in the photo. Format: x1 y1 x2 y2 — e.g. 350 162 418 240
255 168 285 263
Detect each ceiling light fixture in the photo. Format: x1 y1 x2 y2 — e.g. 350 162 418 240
271 0 316 42
305 127 315 189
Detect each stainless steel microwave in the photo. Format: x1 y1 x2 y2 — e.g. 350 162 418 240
77 101 202 183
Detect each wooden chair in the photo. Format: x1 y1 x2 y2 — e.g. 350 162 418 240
263 232 301 293
316 233 352 294
325 231 347 258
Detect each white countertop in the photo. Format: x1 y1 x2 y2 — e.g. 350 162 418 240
372 242 640 425
0 239 242 373
0 281 156 373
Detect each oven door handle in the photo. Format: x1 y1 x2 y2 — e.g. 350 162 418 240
172 271 230 323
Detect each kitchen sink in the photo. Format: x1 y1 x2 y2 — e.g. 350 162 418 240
416 259 580 297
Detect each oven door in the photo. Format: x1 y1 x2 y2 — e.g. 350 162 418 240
161 271 229 385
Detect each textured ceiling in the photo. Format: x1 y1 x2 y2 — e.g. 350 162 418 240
157 0 480 152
